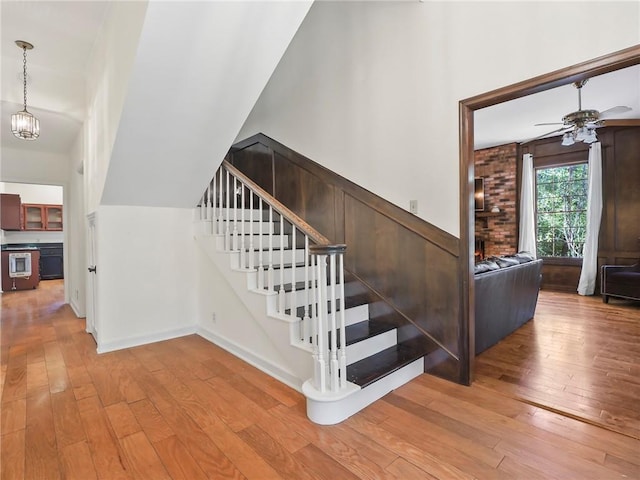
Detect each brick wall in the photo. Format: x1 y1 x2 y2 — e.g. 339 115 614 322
474 143 518 258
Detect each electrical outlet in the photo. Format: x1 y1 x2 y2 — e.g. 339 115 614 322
75 289 79 300
212 312 217 323
409 200 418 214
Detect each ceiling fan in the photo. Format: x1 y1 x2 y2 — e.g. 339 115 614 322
526 79 632 146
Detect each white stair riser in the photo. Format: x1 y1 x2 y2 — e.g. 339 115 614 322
251 248 307 265
213 220 275 234
230 233 290 250
346 329 397 365
345 304 370 326
218 208 270 219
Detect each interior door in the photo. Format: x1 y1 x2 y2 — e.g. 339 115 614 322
86 212 98 342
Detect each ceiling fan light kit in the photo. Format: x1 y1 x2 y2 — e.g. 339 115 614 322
530 78 631 147
11 40 40 140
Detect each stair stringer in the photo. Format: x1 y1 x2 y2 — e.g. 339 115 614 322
195 231 314 390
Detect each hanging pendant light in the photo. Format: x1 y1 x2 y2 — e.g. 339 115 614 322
11 40 40 140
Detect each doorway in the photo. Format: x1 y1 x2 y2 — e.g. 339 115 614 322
460 45 640 435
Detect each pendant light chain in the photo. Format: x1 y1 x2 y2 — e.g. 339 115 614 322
11 40 39 140
22 45 28 111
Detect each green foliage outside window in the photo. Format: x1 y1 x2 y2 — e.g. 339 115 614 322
536 163 588 258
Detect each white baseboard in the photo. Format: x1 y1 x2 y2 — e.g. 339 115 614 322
69 298 85 318
97 326 197 354
197 326 303 393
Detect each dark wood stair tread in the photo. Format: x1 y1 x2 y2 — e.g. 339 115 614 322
344 318 397 346
347 337 436 388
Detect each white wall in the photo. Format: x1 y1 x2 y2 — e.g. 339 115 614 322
66 133 86 317
1 147 69 186
238 1 640 236
1 182 63 204
94 205 197 352
84 1 148 213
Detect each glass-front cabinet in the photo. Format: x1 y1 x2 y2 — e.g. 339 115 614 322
22 204 63 231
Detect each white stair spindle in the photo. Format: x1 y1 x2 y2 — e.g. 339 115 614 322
257 198 264 289
217 167 224 234
338 252 347 388
240 184 246 268
329 253 339 392
232 176 239 251
225 169 231 250
315 254 327 392
303 236 311 343
211 174 217 233
248 190 255 271
208 180 214 226
267 206 274 292
278 214 286 313
291 226 297 319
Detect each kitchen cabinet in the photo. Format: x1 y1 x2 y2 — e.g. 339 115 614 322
22 204 63 231
0 194 22 230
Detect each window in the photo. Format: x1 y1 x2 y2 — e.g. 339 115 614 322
535 163 588 258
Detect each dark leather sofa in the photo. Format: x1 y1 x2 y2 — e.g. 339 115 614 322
601 261 640 303
475 254 543 355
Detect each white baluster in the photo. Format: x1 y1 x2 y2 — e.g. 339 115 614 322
211 173 217 233
338 252 347 388
257 198 264 289
248 190 255 271
291 226 296 319
232 177 239 251
278 214 286 313
208 180 214 227
225 169 230 250
240 184 246 268
315 254 327 392
217 167 224 234
329 253 339 392
267 206 274 292
303 236 311 343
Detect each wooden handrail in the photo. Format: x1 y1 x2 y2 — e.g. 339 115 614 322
222 160 334 248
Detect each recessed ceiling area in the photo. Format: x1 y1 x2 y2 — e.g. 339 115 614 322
474 64 640 150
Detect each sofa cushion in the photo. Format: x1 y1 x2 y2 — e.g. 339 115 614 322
474 259 500 274
494 256 521 268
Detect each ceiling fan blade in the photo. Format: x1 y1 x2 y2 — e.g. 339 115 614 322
599 118 640 127
599 106 632 118
520 126 571 145
534 122 564 126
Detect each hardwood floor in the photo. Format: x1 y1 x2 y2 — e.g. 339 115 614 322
2 280 639 479
476 289 640 440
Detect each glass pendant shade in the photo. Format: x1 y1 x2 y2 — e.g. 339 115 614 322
561 132 575 146
11 109 40 140
583 128 597 144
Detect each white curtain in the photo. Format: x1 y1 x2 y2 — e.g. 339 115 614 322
578 142 603 296
518 153 537 257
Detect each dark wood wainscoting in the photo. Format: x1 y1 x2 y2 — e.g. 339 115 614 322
230 134 465 383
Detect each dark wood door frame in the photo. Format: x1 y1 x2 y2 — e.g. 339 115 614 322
458 44 640 382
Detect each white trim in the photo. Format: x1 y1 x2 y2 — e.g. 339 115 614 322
97 326 196 354
69 298 85 318
197 326 303 392
303 357 424 425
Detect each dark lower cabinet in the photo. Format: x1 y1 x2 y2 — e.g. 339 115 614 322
39 244 64 280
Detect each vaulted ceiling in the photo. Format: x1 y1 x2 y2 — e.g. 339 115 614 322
2 2 639 179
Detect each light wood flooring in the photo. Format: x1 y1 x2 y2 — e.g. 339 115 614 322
476 289 640 440
1 280 639 479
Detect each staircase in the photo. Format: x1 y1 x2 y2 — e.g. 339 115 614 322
195 160 437 424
